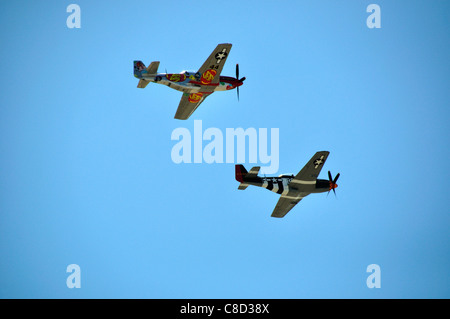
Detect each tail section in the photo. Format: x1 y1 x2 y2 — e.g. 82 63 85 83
235 165 260 190
134 60 160 77
134 61 161 89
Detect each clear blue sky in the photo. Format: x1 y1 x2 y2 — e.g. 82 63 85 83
0 0 449 298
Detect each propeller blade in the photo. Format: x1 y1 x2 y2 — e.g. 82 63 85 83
235 64 244 101
326 170 339 198
333 173 340 184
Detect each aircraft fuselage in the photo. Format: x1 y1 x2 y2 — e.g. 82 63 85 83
138 72 243 94
244 176 331 196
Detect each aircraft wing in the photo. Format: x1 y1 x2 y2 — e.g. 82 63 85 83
174 44 232 119
197 43 232 85
271 195 305 218
289 151 330 187
271 151 330 218
174 91 213 120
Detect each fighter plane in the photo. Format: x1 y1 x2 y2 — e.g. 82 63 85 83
133 43 245 120
235 151 340 218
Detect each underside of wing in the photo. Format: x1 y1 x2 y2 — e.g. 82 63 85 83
197 43 232 85
271 195 304 218
174 92 211 120
289 151 330 187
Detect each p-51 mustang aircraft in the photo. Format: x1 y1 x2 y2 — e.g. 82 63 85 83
134 43 245 120
235 151 340 218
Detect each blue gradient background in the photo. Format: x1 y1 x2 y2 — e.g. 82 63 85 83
0 0 449 298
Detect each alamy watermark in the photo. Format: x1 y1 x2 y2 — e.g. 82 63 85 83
366 4 381 29
66 4 379 30
66 264 81 288
66 4 81 29
366 264 381 288
171 120 279 174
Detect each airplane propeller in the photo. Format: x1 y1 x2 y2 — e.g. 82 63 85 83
327 171 340 197
236 64 246 101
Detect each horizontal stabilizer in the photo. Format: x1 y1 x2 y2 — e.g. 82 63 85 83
238 183 249 190
146 61 160 75
137 79 150 88
247 166 260 178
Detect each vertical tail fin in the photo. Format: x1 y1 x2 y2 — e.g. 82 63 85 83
134 60 146 78
235 164 248 183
